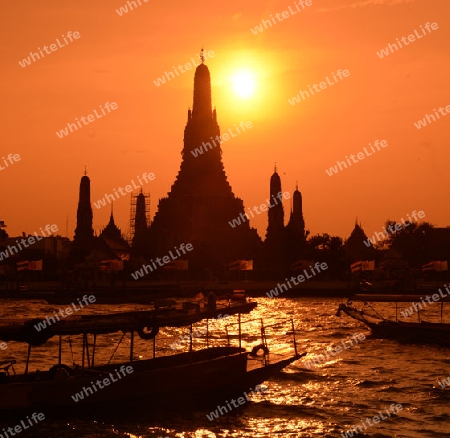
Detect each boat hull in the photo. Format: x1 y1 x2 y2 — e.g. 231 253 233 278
338 303 450 347
0 347 300 417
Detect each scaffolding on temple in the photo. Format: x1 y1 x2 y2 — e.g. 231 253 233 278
128 191 150 245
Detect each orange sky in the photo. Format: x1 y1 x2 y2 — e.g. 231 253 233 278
1 0 449 241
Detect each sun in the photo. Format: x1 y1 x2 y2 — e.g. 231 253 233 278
231 71 256 98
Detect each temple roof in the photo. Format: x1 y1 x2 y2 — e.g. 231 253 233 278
100 211 122 242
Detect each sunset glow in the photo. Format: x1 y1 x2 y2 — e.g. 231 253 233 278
1 1 449 243
1 2 450 437
232 71 256 98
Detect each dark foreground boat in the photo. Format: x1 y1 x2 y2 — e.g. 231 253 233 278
337 294 450 346
0 298 303 417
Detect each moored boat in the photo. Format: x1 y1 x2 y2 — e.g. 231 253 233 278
337 293 450 346
0 298 303 416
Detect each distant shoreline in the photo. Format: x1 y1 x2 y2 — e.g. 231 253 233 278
0 279 443 303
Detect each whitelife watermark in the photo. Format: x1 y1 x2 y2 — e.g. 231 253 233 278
153 50 215 87
0 154 21 172
0 413 45 438
341 404 403 437
438 374 450 389
266 262 329 298
303 333 365 369
363 210 425 247
34 295 96 332
93 172 155 209
250 0 313 35
401 285 450 319
376 22 438 59
191 122 253 158
288 69 350 106
116 0 149 16
414 104 450 130
131 243 193 279
0 224 59 261
229 191 290 228
71 365 134 402
206 384 268 420
325 140 388 176
0 342 7 351
18 31 80 68
56 102 118 139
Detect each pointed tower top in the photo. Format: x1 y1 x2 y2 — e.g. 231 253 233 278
192 50 212 117
270 164 282 196
200 47 205 64
84 165 87 176
295 180 298 191
101 205 122 241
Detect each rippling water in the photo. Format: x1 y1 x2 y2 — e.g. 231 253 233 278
1 297 449 437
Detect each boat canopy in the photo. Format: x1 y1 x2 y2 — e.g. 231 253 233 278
0 301 257 345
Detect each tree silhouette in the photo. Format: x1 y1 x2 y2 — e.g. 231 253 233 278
305 233 346 279
384 221 436 267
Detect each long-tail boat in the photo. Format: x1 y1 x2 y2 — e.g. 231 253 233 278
337 293 450 346
0 297 303 416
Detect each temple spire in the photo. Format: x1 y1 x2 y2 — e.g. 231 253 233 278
72 171 94 258
200 48 205 64
192 50 212 118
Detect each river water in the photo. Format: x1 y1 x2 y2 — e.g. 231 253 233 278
0 297 449 438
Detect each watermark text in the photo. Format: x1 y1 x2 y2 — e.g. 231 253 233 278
250 0 313 35
325 140 387 176
18 32 80 68
229 191 289 228
363 210 425 247
93 172 155 209
289 69 350 106
56 102 118 139
376 22 438 59
266 262 328 298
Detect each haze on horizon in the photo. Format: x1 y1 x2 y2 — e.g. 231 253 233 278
1 0 449 241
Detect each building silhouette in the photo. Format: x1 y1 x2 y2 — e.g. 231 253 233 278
262 166 287 272
72 172 94 260
0 219 8 241
99 206 130 261
147 52 261 276
130 190 150 257
261 169 306 275
345 221 377 263
285 183 306 264
265 166 285 245
71 172 130 264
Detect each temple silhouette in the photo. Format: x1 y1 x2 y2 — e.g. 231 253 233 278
145 53 261 275
68 52 309 278
258 167 306 275
72 172 94 260
71 172 130 265
1 51 450 286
